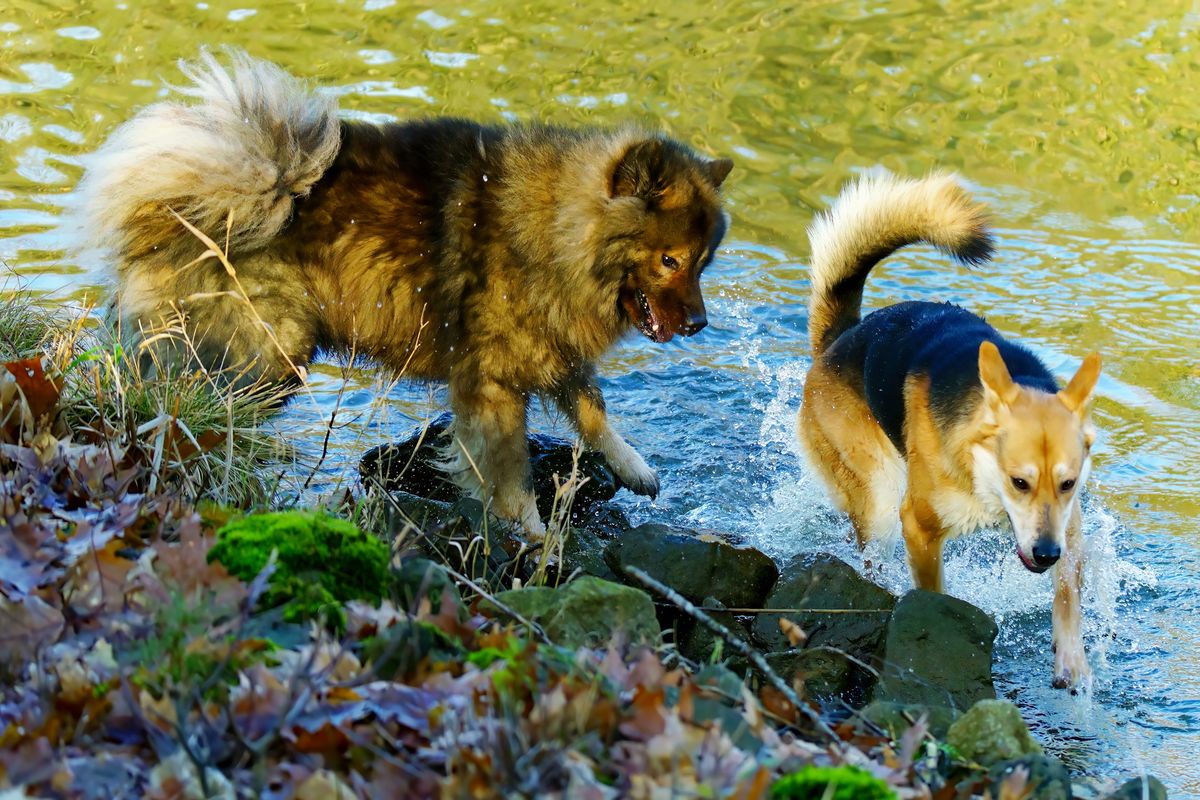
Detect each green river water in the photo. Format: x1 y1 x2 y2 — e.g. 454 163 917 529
2 0 1198 793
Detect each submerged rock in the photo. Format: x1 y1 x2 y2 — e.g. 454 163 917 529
946 699 1042 766
752 552 896 658
604 523 779 609
872 589 998 711
987 755 1072 800
360 413 623 524
487 576 660 649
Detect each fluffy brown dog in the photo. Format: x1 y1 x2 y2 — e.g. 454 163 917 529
77 49 732 535
798 172 1101 688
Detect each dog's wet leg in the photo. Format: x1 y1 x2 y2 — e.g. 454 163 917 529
553 366 659 499
447 377 545 538
1052 502 1089 689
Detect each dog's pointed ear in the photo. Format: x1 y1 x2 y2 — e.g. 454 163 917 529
979 341 1018 409
610 139 665 198
705 157 734 188
1059 352 1102 416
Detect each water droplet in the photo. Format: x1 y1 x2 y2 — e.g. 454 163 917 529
350 218 356 224
416 287 422 293
376 301 383 308
482 174 489 182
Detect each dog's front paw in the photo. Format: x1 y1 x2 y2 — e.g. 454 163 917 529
608 443 659 500
1052 643 1090 690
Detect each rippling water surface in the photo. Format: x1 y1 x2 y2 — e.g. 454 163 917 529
3 0 1198 793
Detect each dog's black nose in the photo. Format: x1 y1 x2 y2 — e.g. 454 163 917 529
1032 540 1061 568
681 312 707 336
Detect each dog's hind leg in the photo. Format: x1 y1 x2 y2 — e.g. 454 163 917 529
446 377 545 537
1052 502 1089 688
552 365 659 500
799 366 902 549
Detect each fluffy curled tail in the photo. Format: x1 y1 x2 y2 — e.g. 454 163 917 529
805 171 993 354
76 47 340 264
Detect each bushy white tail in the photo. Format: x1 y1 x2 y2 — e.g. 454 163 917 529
76 47 340 263
806 171 993 353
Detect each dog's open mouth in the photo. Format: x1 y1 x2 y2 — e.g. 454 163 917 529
1015 546 1051 574
631 288 674 343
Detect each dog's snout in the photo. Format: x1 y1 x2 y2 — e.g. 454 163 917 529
1032 539 1061 568
681 311 708 336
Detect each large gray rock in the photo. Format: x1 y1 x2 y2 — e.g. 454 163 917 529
488 576 660 649
604 523 779 609
360 413 623 525
752 552 896 658
872 589 998 711
947 699 1042 766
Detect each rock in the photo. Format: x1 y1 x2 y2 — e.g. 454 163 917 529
947 699 1042 766
988 755 1072 800
752 552 896 658
763 648 860 704
604 523 779 609
208 511 391 629
872 589 998 711
380 492 522 582
858 700 959 739
365 619 462 680
689 664 761 751
488 576 660 649
391 557 462 616
360 413 623 523
1102 776 1168 800
561 524 620 583
675 596 749 665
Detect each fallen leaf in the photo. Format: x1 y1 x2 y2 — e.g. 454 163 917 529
0 594 65 672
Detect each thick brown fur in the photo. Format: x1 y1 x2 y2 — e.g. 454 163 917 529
798 171 1102 689
77 48 733 535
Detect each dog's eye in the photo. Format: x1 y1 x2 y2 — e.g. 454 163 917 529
1060 478 1076 493
661 254 680 269
1010 476 1030 492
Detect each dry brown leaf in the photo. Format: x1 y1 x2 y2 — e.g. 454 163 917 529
779 617 808 647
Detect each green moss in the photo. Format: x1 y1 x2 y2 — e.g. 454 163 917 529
771 765 896 800
208 511 391 627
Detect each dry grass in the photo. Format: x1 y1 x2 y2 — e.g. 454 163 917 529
0 286 291 506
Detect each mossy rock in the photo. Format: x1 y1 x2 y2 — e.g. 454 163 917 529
208 511 391 628
947 699 1042 766
488 576 660 649
771 764 896 800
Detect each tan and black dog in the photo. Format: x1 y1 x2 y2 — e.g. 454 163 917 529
76 49 732 536
798 172 1101 688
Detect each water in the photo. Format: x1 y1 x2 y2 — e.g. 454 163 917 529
3 0 1198 793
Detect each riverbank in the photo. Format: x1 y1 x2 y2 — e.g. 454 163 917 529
0 296 1169 798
